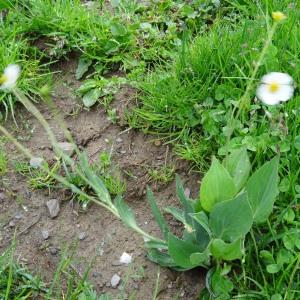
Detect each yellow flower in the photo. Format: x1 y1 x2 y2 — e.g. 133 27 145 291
272 11 287 22
0 64 21 90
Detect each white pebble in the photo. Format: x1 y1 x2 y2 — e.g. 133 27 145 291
119 252 132 265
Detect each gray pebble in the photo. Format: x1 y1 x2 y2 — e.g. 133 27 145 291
111 274 121 288
46 199 60 218
9 220 16 227
41 229 49 240
78 232 87 240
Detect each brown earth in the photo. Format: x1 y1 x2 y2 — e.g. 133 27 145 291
0 57 205 299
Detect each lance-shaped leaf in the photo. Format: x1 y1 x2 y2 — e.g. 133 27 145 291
245 156 279 223
147 187 169 240
200 157 237 212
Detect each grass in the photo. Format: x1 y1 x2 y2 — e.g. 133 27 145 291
1 0 300 298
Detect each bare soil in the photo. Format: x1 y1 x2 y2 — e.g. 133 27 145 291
0 57 205 299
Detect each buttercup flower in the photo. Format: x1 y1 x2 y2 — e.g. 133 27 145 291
272 11 287 22
0 64 21 90
256 72 294 105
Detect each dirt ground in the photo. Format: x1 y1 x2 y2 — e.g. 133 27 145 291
0 57 205 299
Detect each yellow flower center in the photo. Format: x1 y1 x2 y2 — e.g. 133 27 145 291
0 75 7 85
268 82 280 93
272 11 287 22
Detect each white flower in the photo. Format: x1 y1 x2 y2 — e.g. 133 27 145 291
256 72 294 105
119 252 132 265
0 64 21 90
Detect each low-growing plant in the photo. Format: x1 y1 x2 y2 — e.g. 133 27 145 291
14 159 60 190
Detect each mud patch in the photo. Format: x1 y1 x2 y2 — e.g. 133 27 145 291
0 58 205 299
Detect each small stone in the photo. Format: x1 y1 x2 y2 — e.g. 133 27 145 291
116 138 123 143
30 157 44 168
46 199 60 218
111 274 121 288
57 142 75 156
9 220 16 227
78 232 87 240
41 229 49 240
14 214 22 220
120 150 126 154
120 252 132 265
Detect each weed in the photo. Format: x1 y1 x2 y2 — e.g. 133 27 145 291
14 159 59 190
146 164 175 184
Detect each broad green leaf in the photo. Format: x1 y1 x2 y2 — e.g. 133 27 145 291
76 57 92 80
223 147 251 191
77 79 98 94
260 250 275 265
168 233 200 269
209 193 253 241
266 264 281 274
190 252 210 266
82 88 102 107
200 157 237 212
210 238 243 261
211 268 233 296
110 22 127 36
246 156 279 223
146 187 169 240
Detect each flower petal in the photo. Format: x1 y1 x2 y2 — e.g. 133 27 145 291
261 72 293 85
276 85 294 102
1 64 21 89
256 84 281 105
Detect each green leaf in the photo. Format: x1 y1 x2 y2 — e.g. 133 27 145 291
176 175 194 215
190 252 209 266
190 211 211 236
110 22 127 36
168 233 200 269
76 57 92 80
200 157 237 212
210 238 243 261
266 264 281 274
115 196 139 230
147 248 178 268
146 187 169 240
294 135 300 150
77 79 98 94
211 268 233 296
223 147 251 191
260 250 275 265
245 156 279 223
209 193 253 242
78 152 111 205
82 88 102 107
164 206 185 224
